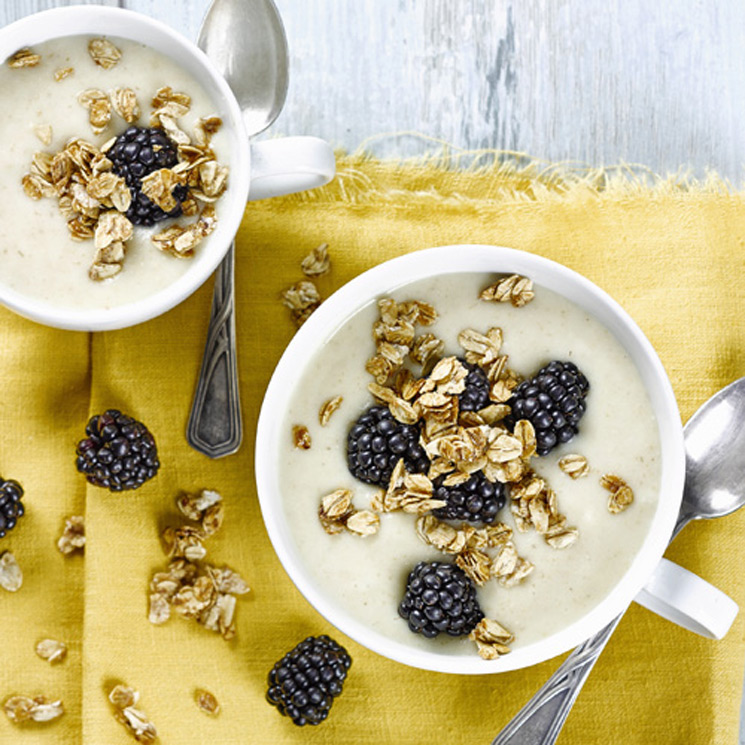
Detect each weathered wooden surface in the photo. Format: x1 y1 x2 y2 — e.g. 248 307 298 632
2 0 745 182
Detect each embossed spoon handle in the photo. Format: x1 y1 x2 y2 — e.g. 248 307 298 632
187 243 242 458
491 514 692 745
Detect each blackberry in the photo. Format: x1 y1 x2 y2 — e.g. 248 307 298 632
432 470 507 525
0 478 24 538
266 635 352 726
109 125 188 226
347 405 429 486
398 561 484 638
507 360 590 456
75 409 160 491
458 358 491 412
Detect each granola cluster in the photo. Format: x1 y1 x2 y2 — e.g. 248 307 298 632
108 684 157 744
3 694 64 724
16 40 228 282
281 243 331 327
148 489 250 640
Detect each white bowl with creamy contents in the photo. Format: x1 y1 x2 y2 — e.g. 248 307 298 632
0 6 251 330
255 245 686 674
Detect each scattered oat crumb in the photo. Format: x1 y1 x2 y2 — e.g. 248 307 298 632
33 124 53 145
300 242 331 276
293 425 312 449
3 695 64 723
57 515 86 555
281 280 321 327
7 48 41 68
480 274 535 307
149 492 249 641
195 689 220 716
601 473 635 513
108 684 157 743
319 395 343 426
35 639 68 665
0 551 23 592
88 38 122 69
558 453 589 479
54 66 74 81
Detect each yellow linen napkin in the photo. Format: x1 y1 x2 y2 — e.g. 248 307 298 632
2 150 745 744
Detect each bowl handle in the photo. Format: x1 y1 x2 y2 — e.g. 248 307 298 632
247 136 335 201
634 557 738 639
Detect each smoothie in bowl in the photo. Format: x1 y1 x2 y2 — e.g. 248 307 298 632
0 6 252 330
255 245 685 674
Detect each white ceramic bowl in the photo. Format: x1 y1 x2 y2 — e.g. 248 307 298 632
0 6 250 330
255 244 685 673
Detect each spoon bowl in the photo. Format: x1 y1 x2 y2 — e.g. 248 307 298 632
197 0 289 136
680 376 745 525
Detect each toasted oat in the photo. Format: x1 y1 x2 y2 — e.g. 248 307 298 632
57 514 84 556
109 685 139 710
7 48 40 68
416 515 470 554
410 333 444 370
21 172 55 200
33 124 53 145
151 86 192 112
468 618 514 660
175 489 222 522
3 695 64 723
318 489 355 534
88 38 122 69
293 425 311 449
78 90 112 135
0 551 22 592
381 459 446 514
545 526 579 549
109 684 157 743
54 66 74 81
480 274 535 307
319 395 343 426
35 639 68 665
195 689 220 716
455 548 491 586
559 453 590 479
140 168 184 212
345 510 380 536
300 242 331 276
281 280 322 327
601 473 635 513
94 210 133 249
458 328 503 368
110 87 141 123
497 556 535 587
193 115 223 147
162 525 207 562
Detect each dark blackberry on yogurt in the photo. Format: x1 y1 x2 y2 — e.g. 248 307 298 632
507 360 589 456
109 125 188 226
347 405 429 486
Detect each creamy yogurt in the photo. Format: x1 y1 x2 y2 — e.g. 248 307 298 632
0 36 228 310
279 273 661 654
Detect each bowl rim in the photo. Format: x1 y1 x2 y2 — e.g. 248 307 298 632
0 5 251 331
255 244 685 674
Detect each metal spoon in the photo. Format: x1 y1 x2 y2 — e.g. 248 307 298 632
186 0 289 458
493 376 745 745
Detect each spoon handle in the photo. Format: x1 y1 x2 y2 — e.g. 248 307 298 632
187 244 242 458
491 617 620 745
492 512 693 745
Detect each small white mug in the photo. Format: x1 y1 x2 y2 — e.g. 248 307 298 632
255 245 738 674
0 6 335 331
